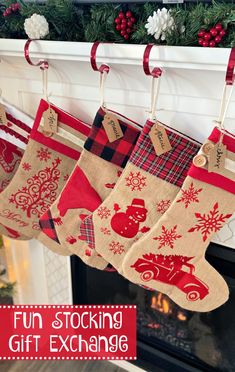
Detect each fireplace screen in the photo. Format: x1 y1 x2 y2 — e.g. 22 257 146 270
71 242 235 371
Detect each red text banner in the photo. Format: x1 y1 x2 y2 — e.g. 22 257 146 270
0 305 136 361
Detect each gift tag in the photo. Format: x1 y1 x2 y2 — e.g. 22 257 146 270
149 122 172 156
43 107 58 134
0 104 8 126
208 142 227 173
102 113 123 143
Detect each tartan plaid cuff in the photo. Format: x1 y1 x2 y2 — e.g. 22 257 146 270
84 108 140 168
129 120 200 188
79 215 95 250
39 209 60 244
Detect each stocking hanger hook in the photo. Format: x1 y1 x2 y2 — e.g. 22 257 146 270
143 44 163 121
216 47 235 135
24 39 49 102
90 42 110 108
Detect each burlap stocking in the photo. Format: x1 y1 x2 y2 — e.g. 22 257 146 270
123 127 235 312
0 99 90 254
0 100 33 239
39 107 140 267
85 120 200 270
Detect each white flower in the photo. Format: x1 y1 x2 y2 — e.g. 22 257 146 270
24 13 49 39
145 8 175 41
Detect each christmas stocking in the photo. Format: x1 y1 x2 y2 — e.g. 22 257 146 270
85 120 200 270
0 99 90 255
0 99 33 239
122 127 235 312
39 107 141 266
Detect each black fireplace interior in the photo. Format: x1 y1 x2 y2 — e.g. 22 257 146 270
71 242 235 372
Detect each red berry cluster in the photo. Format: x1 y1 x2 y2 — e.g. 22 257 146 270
3 2 21 17
198 23 226 47
114 11 136 40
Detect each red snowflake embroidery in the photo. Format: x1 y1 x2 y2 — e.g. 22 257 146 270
53 217 62 226
0 179 10 192
125 171 146 191
188 202 232 242
177 182 202 208
66 236 77 244
109 241 125 255
101 227 111 235
85 249 92 257
97 206 111 219
153 225 182 249
22 162 31 171
37 147 51 162
156 200 171 214
105 169 122 189
9 158 61 218
63 174 69 181
32 222 40 231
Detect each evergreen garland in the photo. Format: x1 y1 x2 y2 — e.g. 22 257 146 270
0 1 234 46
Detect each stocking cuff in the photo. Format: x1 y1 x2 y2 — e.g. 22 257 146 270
188 127 235 195
31 99 91 160
129 120 200 188
84 107 140 168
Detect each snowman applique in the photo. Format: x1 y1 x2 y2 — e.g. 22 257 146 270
110 198 150 239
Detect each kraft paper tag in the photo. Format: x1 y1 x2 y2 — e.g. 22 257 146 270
208 142 227 173
43 107 58 134
102 113 123 143
149 122 172 156
0 104 8 126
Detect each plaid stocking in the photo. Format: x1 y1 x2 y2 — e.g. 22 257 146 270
39 107 140 267
86 120 200 270
0 99 90 254
123 127 235 312
0 100 33 239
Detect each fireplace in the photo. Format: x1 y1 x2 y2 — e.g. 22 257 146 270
71 243 235 372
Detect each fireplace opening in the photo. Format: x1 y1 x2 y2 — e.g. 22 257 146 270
71 243 235 372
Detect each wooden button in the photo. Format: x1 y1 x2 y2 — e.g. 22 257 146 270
202 142 214 155
193 154 207 168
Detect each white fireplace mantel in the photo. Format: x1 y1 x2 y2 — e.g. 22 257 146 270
0 39 231 72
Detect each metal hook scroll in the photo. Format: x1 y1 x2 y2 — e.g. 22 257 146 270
90 42 110 109
143 44 163 121
24 39 49 102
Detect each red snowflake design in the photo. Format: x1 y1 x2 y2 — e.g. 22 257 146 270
109 241 125 255
177 182 202 208
97 206 111 219
63 174 69 181
9 158 61 218
105 169 122 189
188 202 232 242
85 249 92 257
37 147 52 162
53 217 62 226
66 236 77 244
22 162 31 171
156 199 171 214
101 227 111 235
125 171 147 191
153 225 182 249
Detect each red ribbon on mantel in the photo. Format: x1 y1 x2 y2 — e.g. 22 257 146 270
90 41 110 74
24 39 48 70
226 47 235 85
143 44 162 78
